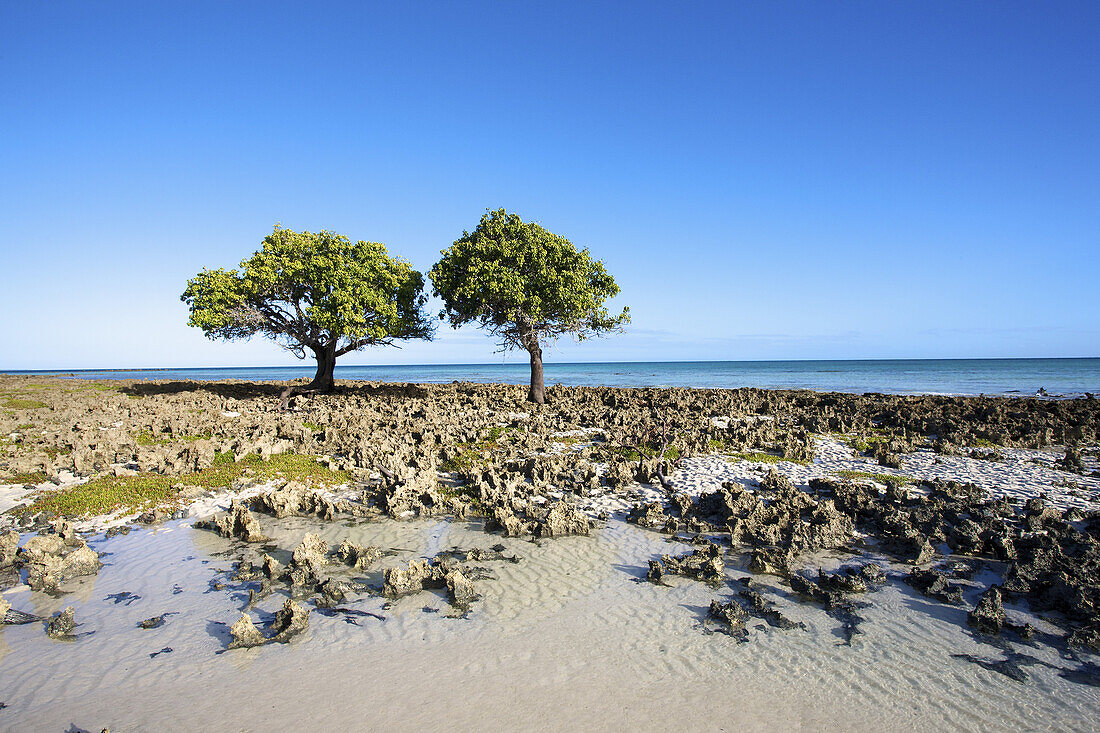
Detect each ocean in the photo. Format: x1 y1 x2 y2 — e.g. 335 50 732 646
6 358 1100 397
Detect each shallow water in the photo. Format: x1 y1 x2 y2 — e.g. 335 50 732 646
1 509 1098 732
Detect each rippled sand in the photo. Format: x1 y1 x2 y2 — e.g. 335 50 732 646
2 498 1098 731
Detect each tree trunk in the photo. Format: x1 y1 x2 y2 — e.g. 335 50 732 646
279 342 337 409
527 341 545 404
308 343 337 393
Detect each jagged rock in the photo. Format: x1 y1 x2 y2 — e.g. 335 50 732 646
905 568 965 605
336 540 381 570
45 606 76 639
375 479 448 519
627 502 668 528
24 543 102 592
0 593 10 622
738 589 806 630
290 533 329 572
1067 624 1100 651
487 506 534 537
535 502 591 538
789 574 835 605
269 598 310 643
646 560 667 585
227 613 266 649
0 530 18 568
262 554 281 579
50 518 81 545
1060 448 1086 473
708 599 749 636
252 481 342 520
139 615 169 629
227 599 310 649
317 578 350 608
969 586 1006 634
17 533 66 563
196 501 266 542
446 569 477 606
383 559 436 597
652 544 725 585
817 568 867 594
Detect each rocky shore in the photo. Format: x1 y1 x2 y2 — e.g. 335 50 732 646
1 374 1099 730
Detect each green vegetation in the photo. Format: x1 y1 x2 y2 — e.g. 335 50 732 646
438 482 488 514
616 444 682 463
439 425 522 473
14 452 349 519
708 437 736 453
3 399 48 410
430 209 629 404
729 451 811 466
835 470 913 486
848 434 890 453
303 421 324 432
15 423 35 431
182 225 433 395
972 437 997 448
1 471 48 485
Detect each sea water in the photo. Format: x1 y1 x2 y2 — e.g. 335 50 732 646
7 358 1100 396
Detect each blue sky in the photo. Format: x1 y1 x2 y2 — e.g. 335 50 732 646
2 1 1098 369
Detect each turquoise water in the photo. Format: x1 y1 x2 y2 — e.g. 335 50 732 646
6 358 1100 396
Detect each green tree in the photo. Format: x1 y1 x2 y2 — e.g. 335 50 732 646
430 209 628 404
182 226 432 403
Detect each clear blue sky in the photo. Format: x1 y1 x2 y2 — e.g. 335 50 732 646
2 1 1098 369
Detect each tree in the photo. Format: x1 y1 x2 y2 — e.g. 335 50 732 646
182 225 433 403
429 209 628 404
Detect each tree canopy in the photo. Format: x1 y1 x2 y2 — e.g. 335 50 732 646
182 225 432 398
430 209 628 402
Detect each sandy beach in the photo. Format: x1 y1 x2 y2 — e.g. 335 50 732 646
1 376 1099 731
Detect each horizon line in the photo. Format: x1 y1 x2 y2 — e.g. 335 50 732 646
4 355 1100 373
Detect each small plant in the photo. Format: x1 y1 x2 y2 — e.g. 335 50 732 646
439 425 521 473
848 434 890 454
14 452 349 518
730 451 811 466
1 471 49 485
3 399 48 410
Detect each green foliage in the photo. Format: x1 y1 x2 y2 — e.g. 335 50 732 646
708 437 736 453
181 225 433 362
303 421 324 432
15 452 349 518
15 423 35 431
429 209 628 351
729 451 811 466
439 425 521 473
43 446 72 460
848 434 889 453
2 471 48 485
835 470 913 486
3 399 48 410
